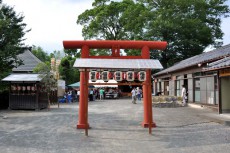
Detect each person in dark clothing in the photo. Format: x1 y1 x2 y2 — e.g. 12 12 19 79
89 89 94 101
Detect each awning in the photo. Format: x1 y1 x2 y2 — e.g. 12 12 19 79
2 74 44 82
73 58 163 70
68 82 95 88
89 80 118 88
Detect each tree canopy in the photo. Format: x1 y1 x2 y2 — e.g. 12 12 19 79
77 0 146 55
77 0 230 68
31 45 50 63
77 0 146 40
0 0 29 73
140 0 230 68
59 56 80 85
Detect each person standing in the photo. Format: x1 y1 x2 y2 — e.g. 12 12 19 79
131 88 137 104
77 90 80 102
181 85 186 106
67 90 72 103
71 89 76 102
64 91 68 103
89 89 94 101
99 88 104 100
136 87 141 101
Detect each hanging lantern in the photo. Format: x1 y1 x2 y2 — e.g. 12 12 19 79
126 71 134 81
122 72 126 80
89 71 97 82
138 71 146 81
114 71 122 81
27 86 31 91
11 85 16 91
17 86 21 91
101 71 109 82
108 72 114 79
96 71 100 79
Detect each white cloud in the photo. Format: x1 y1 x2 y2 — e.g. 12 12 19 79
2 0 230 53
222 0 230 45
222 17 230 45
3 0 93 53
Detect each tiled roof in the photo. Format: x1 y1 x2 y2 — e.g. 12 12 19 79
154 44 230 76
2 74 44 82
73 58 163 70
203 56 230 71
12 50 42 72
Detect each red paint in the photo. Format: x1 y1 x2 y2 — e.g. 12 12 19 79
96 72 100 79
89 56 143 59
77 45 90 129
63 40 167 50
122 72 126 80
141 46 156 129
108 72 113 79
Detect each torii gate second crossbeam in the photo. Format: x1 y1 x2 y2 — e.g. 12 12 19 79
63 40 167 134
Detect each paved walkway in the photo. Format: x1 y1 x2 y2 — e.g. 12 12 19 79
0 99 229 153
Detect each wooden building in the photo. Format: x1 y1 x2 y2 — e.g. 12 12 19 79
2 50 49 110
203 56 230 113
153 44 230 113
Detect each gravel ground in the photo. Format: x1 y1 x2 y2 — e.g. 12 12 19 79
0 99 229 153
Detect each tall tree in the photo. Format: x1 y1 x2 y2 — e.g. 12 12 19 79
77 0 147 55
77 0 229 68
0 1 29 73
139 0 230 68
31 45 50 63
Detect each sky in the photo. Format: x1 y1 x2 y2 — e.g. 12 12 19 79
2 0 230 53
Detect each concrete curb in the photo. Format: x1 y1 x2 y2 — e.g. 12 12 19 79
199 114 230 126
188 103 230 126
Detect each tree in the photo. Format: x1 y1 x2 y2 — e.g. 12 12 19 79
77 0 229 68
77 0 147 55
139 0 230 68
31 45 50 63
33 62 57 110
0 1 29 74
59 56 80 85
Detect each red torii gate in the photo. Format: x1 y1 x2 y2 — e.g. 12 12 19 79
63 40 167 134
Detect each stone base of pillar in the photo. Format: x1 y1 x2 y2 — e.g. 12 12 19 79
77 123 90 129
141 121 156 128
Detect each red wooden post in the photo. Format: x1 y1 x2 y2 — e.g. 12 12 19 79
141 46 156 128
77 45 90 129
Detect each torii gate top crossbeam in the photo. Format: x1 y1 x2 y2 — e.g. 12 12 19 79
63 40 167 50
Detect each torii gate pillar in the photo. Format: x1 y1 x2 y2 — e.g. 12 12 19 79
77 45 90 129
141 46 156 127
